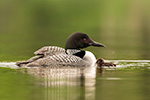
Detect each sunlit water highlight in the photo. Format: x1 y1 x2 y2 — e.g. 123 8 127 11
1 60 150 69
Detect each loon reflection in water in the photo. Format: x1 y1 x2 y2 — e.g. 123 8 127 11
16 32 105 67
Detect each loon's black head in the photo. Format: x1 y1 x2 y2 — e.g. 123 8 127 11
65 32 105 50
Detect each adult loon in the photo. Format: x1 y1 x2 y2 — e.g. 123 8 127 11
16 32 105 67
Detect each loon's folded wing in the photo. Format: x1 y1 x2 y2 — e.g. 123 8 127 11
16 46 65 67
34 46 65 56
26 54 85 67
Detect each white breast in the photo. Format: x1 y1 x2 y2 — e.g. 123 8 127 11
82 51 96 67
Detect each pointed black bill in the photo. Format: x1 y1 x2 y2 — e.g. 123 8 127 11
89 41 106 47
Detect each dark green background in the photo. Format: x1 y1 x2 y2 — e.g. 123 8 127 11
0 0 150 61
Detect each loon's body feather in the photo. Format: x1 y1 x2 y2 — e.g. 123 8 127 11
26 52 84 67
34 46 65 56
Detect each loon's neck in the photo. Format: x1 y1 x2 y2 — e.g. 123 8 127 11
65 49 85 58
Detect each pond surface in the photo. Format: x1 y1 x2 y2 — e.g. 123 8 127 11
0 60 150 100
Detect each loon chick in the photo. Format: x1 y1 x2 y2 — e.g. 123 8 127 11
16 32 105 67
96 58 116 67
96 58 116 73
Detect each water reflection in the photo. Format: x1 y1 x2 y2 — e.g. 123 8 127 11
26 66 96 100
1 60 150 100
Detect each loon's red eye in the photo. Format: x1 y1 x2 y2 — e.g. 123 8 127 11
83 38 87 41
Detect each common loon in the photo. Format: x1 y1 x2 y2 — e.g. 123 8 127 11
16 32 105 67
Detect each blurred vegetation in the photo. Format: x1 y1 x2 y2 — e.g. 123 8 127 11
0 0 150 61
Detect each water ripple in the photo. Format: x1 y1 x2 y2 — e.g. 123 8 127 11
107 60 150 70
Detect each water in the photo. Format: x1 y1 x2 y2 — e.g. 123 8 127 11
0 60 150 100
